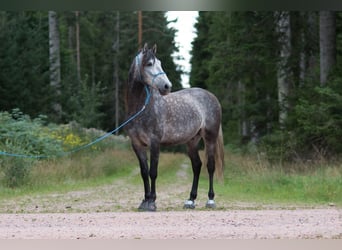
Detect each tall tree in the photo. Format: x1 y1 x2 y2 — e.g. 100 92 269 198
48 11 62 120
319 11 336 86
113 11 120 134
190 12 213 89
299 12 318 83
138 11 142 49
276 11 292 128
0 12 50 117
75 11 81 82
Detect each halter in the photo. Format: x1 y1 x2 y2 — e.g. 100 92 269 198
135 53 166 87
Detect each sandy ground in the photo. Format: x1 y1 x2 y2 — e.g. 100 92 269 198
0 209 341 239
0 162 341 239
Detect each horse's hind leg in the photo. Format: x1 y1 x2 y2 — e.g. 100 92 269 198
204 137 217 208
184 136 202 209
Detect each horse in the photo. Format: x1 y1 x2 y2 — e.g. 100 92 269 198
125 43 224 211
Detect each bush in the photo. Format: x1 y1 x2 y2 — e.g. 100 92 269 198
0 152 33 188
0 109 130 187
259 75 342 164
0 109 65 157
292 77 342 158
0 109 65 187
258 130 297 165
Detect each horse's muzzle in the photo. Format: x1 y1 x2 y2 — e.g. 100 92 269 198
159 83 172 95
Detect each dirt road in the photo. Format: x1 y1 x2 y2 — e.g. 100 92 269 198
0 209 340 239
0 162 341 239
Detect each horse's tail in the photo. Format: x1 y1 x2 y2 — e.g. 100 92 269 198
214 124 225 183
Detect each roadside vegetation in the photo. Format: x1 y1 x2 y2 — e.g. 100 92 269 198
0 110 341 209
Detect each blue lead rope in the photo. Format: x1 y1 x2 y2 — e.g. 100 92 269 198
0 86 151 159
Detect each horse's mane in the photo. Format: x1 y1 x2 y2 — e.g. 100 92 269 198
125 48 155 115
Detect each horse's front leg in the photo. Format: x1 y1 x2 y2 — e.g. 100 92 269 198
132 143 155 211
148 140 160 211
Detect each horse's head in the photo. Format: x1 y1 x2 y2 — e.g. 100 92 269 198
134 43 172 95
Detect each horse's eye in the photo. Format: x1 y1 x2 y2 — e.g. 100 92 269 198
146 62 153 67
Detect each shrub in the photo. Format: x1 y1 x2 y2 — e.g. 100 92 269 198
292 76 342 159
0 109 65 187
0 109 129 187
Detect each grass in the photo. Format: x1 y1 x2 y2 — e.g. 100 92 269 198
213 151 342 206
0 143 341 211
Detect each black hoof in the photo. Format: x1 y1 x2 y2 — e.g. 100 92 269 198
183 200 195 209
138 200 157 212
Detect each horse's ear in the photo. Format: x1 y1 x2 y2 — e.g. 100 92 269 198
152 44 157 54
143 43 148 53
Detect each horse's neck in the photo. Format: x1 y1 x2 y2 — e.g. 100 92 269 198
126 80 145 114
126 80 164 117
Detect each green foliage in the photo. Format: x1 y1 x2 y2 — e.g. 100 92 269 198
0 109 133 187
0 11 181 130
65 75 105 128
258 130 295 164
191 11 342 162
0 11 51 117
0 109 64 157
0 109 64 187
190 12 279 145
292 76 342 157
190 12 213 89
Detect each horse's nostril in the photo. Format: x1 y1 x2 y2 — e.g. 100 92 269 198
164 84 169 90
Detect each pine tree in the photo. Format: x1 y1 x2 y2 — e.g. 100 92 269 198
0 11 51 117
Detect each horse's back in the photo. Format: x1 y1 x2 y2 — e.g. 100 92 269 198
168 87 221 119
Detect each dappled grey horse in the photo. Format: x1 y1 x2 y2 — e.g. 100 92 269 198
125 43 224 211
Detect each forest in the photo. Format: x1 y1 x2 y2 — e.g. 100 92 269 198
0 11 182 130
1 11 342 164
191 11 342 162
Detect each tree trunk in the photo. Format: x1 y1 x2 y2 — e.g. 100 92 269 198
306 11 318 80
75 11 81 82
138 11 142 49
114 11 120 134
238 81 249 143
319 11 336 86
68 24 75 66
276 11 291 129
299 14 306 86
48 11 62 118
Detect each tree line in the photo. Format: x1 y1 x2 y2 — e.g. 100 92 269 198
0 11 182 130
190 11 342 160
1 11 342 161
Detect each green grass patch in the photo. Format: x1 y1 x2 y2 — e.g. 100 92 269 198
0 141 341 208
208 151 342 206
